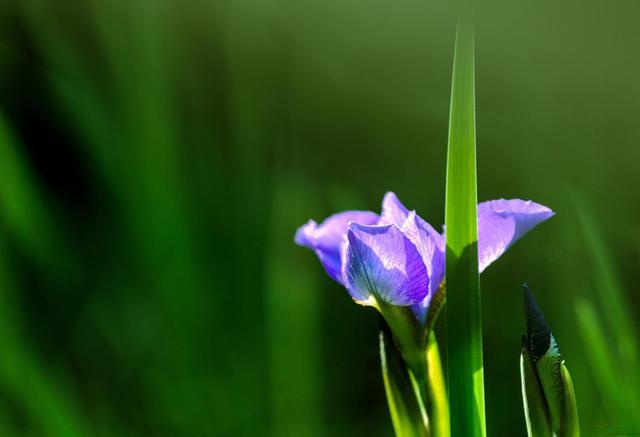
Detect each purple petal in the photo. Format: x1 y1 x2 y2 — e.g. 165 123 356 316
477 199 554 272
343 222 429 306
400 212 446 322
380 192 410 226
295 210 379 283
294 219 318 248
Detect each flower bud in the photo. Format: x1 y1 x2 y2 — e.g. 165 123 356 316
521 284 580 437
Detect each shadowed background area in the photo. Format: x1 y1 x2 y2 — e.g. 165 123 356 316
0 0 639 435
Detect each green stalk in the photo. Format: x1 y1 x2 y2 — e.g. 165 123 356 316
425 332 450 437
380 325 428 437
380 325 450 437
444 18 486 437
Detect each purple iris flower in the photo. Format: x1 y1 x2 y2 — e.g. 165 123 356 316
295 211 379 283
295 192 554 322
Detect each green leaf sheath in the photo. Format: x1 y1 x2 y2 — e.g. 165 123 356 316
534 344 580 437
379 326 450 437
444 17 486 437
380 326 428 437
559 363 580 437
520 346 552 437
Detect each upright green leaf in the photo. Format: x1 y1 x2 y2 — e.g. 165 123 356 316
444 18 485 437
573 194 638 373
572 193 640 425
265 177 323 436
0 243 89 437
575 299 633 423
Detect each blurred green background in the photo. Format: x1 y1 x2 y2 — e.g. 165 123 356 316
0 0 639 435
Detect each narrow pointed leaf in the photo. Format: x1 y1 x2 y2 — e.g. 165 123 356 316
574 298 632 422
444 18 486 437
573 194 638 372
573 193 640 423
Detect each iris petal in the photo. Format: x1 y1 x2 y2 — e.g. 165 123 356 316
380 192 410 226
294 210 379 283
344 222 429 306
295 195 553 324
400 212 446 322
477 199 554 272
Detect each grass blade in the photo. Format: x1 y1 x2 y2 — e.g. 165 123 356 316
0 112 60 267
574 299 631 419
572 193 640 425
444 18 485 437
573 194 639 378
265 177 323 436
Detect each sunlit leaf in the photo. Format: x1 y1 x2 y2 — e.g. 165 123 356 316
444 17 485 437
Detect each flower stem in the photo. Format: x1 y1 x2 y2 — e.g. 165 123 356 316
425 332 450 437
380 324 429 437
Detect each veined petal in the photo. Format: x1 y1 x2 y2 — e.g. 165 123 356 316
295 210 379 283
379 192 446 322
477 199 554 272
401 212 446 288
400 212 446 322
380 192 410 226
344 222 429 306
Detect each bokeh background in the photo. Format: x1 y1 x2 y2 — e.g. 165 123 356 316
1 0 639 435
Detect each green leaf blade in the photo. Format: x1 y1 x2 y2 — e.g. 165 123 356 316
444 18 486 437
